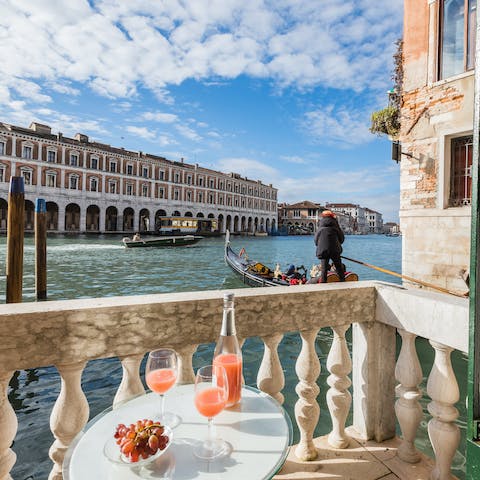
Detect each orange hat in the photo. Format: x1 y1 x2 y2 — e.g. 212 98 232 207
322 210 336 217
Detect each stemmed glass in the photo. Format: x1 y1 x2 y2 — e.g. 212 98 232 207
193 364 229 460
145 348 182 429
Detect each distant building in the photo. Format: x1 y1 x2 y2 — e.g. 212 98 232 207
365 208 384 233
326 203 370 234
0 121 278 234
277 200 320 234
383 222 400 235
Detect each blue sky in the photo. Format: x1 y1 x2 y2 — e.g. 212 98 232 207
0 0 403 221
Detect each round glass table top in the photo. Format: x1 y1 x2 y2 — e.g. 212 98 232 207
63 384 292 480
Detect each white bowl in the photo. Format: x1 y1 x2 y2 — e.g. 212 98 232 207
103 425 173 467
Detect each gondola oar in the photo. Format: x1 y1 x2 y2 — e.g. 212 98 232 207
341 255 467 298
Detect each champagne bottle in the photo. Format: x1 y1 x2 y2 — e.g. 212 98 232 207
213 292 243 407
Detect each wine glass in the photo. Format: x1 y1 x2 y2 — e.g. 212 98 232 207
193 364 229 460
145 348 181 429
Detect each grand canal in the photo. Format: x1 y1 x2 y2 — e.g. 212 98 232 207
0 234 467 479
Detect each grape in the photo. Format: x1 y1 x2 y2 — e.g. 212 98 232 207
113 419 169 463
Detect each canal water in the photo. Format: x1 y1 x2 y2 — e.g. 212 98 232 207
0 234 467 479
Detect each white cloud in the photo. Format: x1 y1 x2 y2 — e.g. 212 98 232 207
303 105 373 146
281 155 307 164
175 124 202 142
141 112 178 123
215 157 278 181
0 0 403 105
126 125 156 140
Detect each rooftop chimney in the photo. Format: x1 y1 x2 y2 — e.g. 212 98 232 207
29 122 52 134
75 133 89 143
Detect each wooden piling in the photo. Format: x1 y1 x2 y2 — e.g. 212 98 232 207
6 176 25 303
35 198 47 300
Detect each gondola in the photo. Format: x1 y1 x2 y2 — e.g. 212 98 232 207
224 230 358 287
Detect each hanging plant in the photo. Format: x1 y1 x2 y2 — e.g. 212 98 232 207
370 39 403 139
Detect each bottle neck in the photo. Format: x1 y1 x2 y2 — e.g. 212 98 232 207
221 300 236 336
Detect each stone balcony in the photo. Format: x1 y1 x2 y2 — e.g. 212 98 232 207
0 281 468 480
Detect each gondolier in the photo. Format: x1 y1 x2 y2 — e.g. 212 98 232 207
314 210 345 283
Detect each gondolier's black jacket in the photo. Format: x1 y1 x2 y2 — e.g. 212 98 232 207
314 217 345 259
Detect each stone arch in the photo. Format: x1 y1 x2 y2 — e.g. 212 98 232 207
86 205 100 231
65 203 80 231
172 210 181 216
123 207 134 231
155 209 167 230
139 208 150 232
24 199 35 231
46 202 58 230
196 212 204 218
218 214 224 233
106 206 118 232
185 211 193 217
0 198 6 230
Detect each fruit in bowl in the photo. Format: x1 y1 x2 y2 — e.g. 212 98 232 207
112 419 170 463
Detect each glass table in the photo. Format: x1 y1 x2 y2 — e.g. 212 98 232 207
63 384 292 479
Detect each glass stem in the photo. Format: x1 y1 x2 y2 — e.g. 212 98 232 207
207 417 214 447
160 393 165 419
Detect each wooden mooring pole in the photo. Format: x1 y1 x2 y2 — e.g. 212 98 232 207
35 198 47 300
6 176 25 303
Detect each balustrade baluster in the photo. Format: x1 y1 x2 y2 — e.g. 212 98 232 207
326 324 351 449
257 333 284 404
0 371 17 480
114 353 145 407
48 362 89 480
395 329 422 463
294 329 320 461
176 344 197 384
427 341 460 480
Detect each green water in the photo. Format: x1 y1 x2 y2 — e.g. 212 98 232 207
0 234 467 479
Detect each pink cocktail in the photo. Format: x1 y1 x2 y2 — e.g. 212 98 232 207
195 386 226 418
146 368 177 394
145 349 181 428
213 353 242 407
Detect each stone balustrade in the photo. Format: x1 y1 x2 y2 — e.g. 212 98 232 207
0 281 469 480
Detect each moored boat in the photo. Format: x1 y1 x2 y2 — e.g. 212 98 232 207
123 235 203 248
224 231 358 287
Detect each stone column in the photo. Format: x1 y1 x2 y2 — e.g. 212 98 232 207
352 322 396 442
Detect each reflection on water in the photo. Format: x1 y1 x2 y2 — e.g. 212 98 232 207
0 234 466 479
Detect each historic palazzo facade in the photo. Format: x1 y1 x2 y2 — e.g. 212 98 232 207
0 122 278 234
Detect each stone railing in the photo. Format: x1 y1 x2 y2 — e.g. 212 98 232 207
0 281 469 480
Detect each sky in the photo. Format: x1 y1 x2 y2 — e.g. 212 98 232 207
0 0 404 222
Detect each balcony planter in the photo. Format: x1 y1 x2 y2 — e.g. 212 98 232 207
369 106 400 139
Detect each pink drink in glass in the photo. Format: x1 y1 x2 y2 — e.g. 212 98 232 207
195 387 227 418
146 368 177 394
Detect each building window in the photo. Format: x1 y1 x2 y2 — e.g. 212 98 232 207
22 145 33 159
187 175 192 185
210 179 214 188
70 153 78 166
219 195 224 205
227 197 231 206
126 164 133 175
158 187 165 199
126 183 133 195
174 189 179 200
0 142 4 155
47 150 56 163
142 166 149 178
187 191 192 201
109 160 116 173
20 169 32 185
449 135 473 206
69 175 78 190
108 181 117 194
439 0 476 79
91 157 98 169
174 172 180 183
198 192 203 202
142 184 149 197
0 165 5 182
46 171 56 187
209 194 214 204
159 170 165 180
90 177 98 192
198 177 203 187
